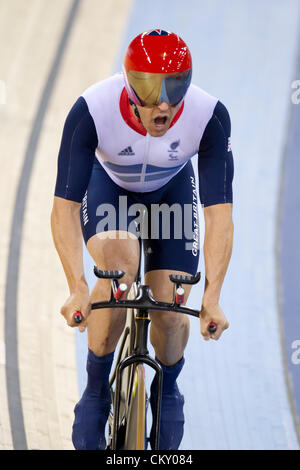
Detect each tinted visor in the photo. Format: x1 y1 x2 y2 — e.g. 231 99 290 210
127 69 192 107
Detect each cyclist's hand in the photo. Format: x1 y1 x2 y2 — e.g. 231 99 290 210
60 285 91 333
199 303 229 341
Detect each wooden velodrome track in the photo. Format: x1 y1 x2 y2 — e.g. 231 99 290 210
0 0 132 450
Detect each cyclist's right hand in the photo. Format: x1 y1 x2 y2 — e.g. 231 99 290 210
60 285 91 333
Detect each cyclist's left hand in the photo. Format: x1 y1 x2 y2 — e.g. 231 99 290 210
199 303 229 341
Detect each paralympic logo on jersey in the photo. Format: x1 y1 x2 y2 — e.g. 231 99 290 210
94 177 199 256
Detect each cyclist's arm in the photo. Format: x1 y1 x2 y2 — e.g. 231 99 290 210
51 97 98 294
202 203 233 307
198 101 234 307
51 197 86 293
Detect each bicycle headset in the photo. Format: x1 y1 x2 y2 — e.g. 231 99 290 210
122 29 193 110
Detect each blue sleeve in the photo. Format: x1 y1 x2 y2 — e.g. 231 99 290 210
54 96 98 202
198 101 234 207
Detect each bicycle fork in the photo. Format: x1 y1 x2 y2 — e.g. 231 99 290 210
112 313 163 450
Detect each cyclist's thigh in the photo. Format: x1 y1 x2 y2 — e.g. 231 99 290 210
80 159 140 276
143 162 200 326
79 162 140 352
143 160 200 277
80 160 138 248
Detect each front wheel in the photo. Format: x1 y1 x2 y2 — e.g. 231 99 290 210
124 364 147 449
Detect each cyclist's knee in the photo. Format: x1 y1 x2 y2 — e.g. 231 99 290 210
87 231 140 283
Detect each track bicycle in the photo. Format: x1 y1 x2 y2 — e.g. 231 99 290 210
73 262 216 450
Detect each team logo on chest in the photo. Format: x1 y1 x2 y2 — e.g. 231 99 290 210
118 146 135 156
168 139 180 161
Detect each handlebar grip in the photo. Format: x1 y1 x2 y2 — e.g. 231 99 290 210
73 312 83 324
208 322 217 334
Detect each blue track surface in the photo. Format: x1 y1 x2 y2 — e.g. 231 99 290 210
76 0 300 449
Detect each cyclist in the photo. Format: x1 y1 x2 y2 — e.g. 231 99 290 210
51 29 233 450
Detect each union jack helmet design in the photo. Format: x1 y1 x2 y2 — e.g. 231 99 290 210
123 29 192 107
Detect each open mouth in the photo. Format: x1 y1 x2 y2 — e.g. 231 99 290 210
153 115 168 130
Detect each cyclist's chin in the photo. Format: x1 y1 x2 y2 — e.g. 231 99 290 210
146 122 170 137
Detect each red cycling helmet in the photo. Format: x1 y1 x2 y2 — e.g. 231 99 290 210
123 29 192 107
